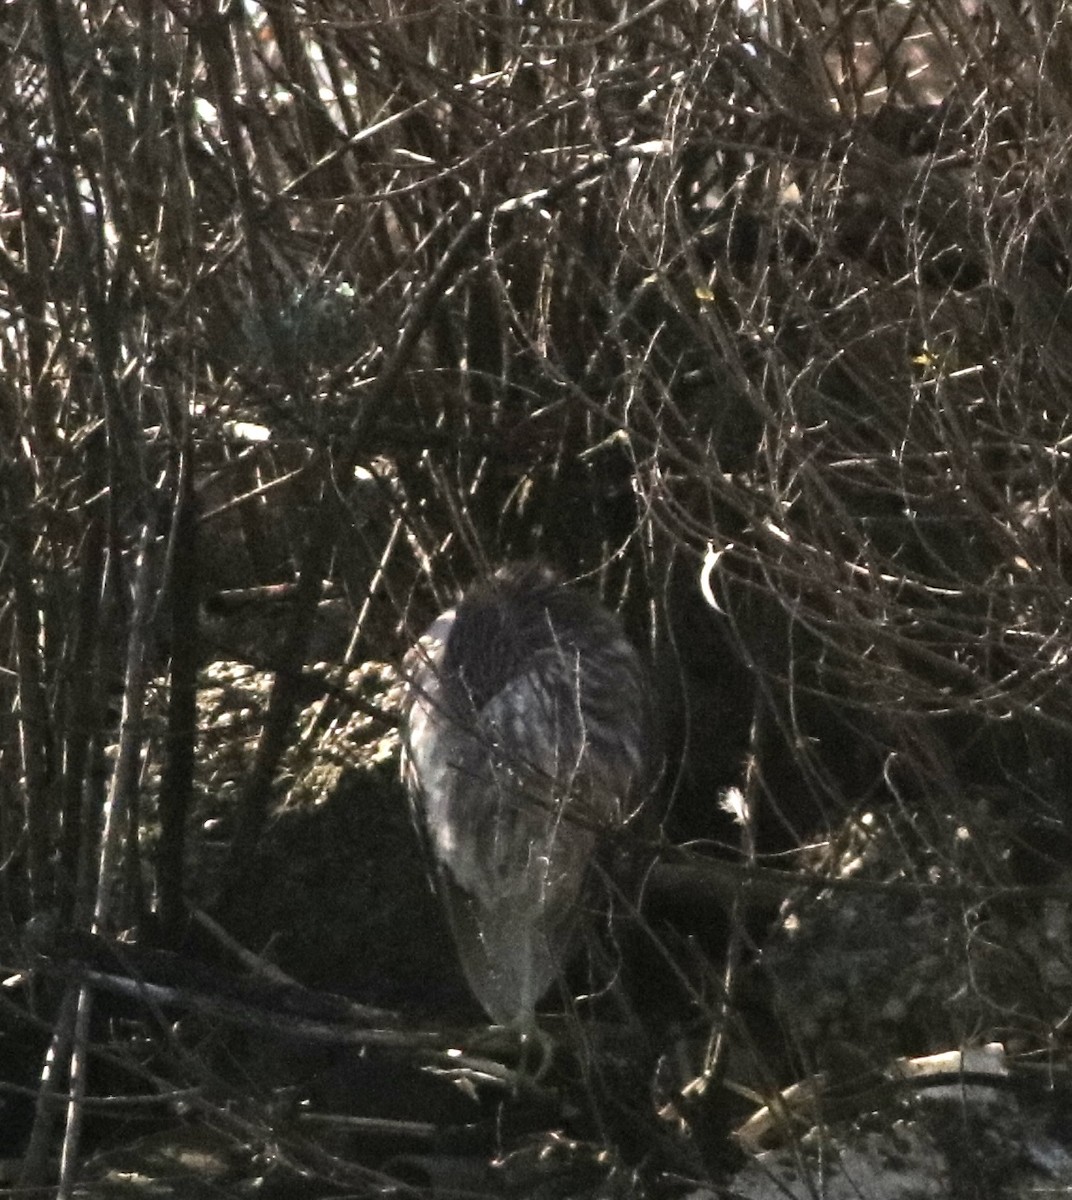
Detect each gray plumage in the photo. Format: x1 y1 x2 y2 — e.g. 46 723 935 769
401 563 647 1026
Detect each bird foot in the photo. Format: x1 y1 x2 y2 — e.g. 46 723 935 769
517 1023 555 1082
458 1019 556 1087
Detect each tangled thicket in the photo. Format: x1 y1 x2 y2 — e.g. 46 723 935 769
4 0 1072 1194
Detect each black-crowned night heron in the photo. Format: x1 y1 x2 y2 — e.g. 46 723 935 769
401 563 647 1029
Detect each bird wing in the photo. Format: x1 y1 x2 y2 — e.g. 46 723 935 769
405 662 602 1024
400 588 646 1026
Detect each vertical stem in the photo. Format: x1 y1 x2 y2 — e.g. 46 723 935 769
93 523 158 933
158 441 201 939
0 402 54 910
59 423 108 922
53 524 158 1189
16 984 78 1190
56 986 93 1200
